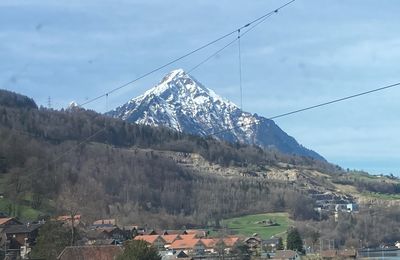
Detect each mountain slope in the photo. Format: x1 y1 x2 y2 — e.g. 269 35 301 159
0 88 335 227
106 69 324 160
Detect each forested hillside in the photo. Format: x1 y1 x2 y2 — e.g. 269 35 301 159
0 89 335 227
1 89 400 247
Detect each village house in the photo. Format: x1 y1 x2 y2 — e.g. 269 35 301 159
273 250 301 260
133 230 241 256
134 228 208 237
345 203 359 212
262 237 282 252
123 225 140 231
83 229 111 244
200 237 240 254
97 226 127 242
3 223 42 248
57 245 122 260
144 229 163 235
93 219 116 226
85 218 131 245
134 235 167 250
178 234 197 240
161 250 192 260
170 238 206 256
244 236 262 251
164 230 189 235
0 217 22 227
125 225 144 235
162 234 182 249
82 226 129 246
0 219 44 259
223 236 240 252
57 214 81 226
200 238 220 253
184 229 208 238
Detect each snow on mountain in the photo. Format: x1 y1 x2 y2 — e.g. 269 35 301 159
68 101 79 109
106 69 324 160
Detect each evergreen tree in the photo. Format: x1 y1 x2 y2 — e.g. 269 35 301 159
276 237 284 250
286 227 303 253
117 240 161 260
31 221 75 260
231 241 251 260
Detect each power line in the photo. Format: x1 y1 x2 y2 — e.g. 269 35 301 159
187 10 278 107
14 81 400 175
210 81 400 137
78 0 296 108
10 1 296 176
238 29 243 110
187 12 277 73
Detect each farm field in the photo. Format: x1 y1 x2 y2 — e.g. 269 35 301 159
222 212 293 239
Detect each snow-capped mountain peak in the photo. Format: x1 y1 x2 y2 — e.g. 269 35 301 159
107 69 324 160
138 68 237 108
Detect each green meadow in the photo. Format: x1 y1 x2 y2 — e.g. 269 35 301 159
222 212 293 239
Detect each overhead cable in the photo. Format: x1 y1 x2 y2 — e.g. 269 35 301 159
210 82 400 137
78 0 296 107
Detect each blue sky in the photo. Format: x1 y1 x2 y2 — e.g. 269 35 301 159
1 0 400 176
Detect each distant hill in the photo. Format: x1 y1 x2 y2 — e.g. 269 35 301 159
106 69 325 161
1 89 399 249
0 89 338 226
0 89 37 109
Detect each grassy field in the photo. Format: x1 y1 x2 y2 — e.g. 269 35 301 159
0 174 55 220
221 212 293 239
362 192 400 200
0 195 55 221
0 197 41 219
347 172 399 183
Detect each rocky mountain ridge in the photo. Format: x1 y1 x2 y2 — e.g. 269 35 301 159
107 69 324 160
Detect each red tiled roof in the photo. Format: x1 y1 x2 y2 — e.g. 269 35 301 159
134 235 165 245
244 236 262 243
179 234 197 240
0 218 13 226
162 234 180 244
144 229 164 235
170 238 204 250
57 245 122 260
200 238 218 248
185 229 207 237
223 237 240 247
164 230 186 235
